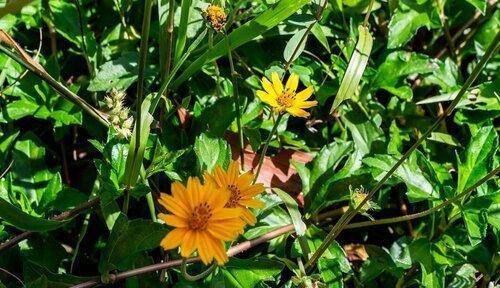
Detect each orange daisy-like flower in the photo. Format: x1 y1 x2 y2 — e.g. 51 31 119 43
204 161 265 226
256 72 317 118
158 177 245 265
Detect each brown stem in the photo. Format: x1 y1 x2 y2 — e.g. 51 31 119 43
0 197 101 252
70 224 295 288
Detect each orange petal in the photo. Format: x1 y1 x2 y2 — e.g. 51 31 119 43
159 213 188 227
198 233 214 265
207 236 228 265
158 195 189 218
239 198 265 208
208 223 240 241
180 230 197 257
241 208 257 226
211 207 241 220
160 228 186 250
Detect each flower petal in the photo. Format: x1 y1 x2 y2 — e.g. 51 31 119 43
241 208 257 226
198 233 214 265
261 77 277 97
256 90 278 107
271 72 283 95
295 86 314 101
240 184 264 197
170 182 191 209
160 228 186 250
285 73 299 93
180 230 197 257
158 194 189 218
297 100 318 109
211 207 241 220
208 223 240 241
158 213 188 227
239 198 265 208
287 107 310 118
207 236 228 265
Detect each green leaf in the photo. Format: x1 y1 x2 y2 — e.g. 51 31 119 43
194 133 231 172
409 238 445 288
387 0 439 48
283 27 308 63
330 25 372 113
213 257 284 288
191 97 235 138
466 0 487 14
462 192 500 246
99 214 168 275
457 126 497 194
171 0 311 88
363 153 438 202
0 197 67 231
274 188 306 236
88 53 139 92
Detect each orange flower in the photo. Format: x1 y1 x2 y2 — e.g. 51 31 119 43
205 161 265 225
158 177 245 265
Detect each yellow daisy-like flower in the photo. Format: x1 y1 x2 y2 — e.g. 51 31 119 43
158 177 245 265
204 161 265 226
256 72 318 118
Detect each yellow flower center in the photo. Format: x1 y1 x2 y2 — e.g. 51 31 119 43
225 184 242 208
188 202 213 230
276 91 295 108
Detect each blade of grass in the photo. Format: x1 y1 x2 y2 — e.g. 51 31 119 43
173 0 192 64
329 25 373 113
170 0 311 89
305 30 500 272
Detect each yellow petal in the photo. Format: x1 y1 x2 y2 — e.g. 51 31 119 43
295 86 314 101
236 171 254 188
186 177 201 205
297 100 318 109
261 77 277 97
256 90 278 107
241 208 257 226
227 161 239 184
239 198 265 208
160 228 186 250
271 72 283 95
214 166 227 187
287 107 310 118
285 73 299 93
159 213 188 227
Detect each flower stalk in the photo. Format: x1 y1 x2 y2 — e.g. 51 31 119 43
252 113 283 184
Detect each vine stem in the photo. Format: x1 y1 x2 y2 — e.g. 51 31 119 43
181 259 217 281
70 224 295 288
252 113 283 184
343 166 499 229
304 30 500 272
225 33 245 169
0 197 101 252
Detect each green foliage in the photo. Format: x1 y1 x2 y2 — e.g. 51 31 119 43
0 0 498 287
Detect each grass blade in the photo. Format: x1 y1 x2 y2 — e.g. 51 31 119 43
330 25 373 113
173 0 192 64
170 0 311 89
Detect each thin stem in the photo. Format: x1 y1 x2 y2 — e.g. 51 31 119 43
165 0 175 78
0 197 101 252
363 0 376 27
209 30 221 97
0 45 109 126
225 33 245 168
181 260 217 281
252 113 283 184
134 0 154 169
71 224 295 288
122 188 131 214
435 0 456 60
304 31 500 272
344 166 499 229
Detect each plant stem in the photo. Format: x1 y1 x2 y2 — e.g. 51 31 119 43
134 0 154 168
181 260 217 281
252 113 283 184
304 31 500 272
343 166 499 229
0 45 109 126
225 34 245 168
363 0 376 27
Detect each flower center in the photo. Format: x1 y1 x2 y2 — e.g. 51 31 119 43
225 184 241 208
188 202 212 230
276 91 295 108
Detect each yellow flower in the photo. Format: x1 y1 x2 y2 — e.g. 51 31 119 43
205 161 265 226
158 177 245 265
256 72 317 118
205 4 227 32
